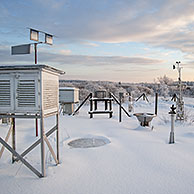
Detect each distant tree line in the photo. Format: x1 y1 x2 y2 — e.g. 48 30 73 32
59 75 194 101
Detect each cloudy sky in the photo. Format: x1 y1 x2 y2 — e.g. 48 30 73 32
1 0 194 82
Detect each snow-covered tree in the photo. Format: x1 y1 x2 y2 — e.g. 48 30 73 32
154 75 173 97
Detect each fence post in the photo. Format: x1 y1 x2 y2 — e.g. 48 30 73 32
119 93 123 122
155 93 158 115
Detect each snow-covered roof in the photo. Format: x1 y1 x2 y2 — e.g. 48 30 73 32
0 64 65 75
59 87 79 91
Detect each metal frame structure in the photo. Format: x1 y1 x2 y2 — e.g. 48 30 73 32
73 92 131 120
0 65 64 178
173 61 184 120
0 113 59 178
89 92 113 118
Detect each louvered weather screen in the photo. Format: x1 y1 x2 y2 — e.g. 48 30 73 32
0 80 11 107
17 80 36 107
0 65 64 116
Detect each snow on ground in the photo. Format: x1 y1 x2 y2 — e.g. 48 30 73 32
0 97 194 194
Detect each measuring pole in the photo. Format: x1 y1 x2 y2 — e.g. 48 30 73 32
169 105 176 144
169 114 175 143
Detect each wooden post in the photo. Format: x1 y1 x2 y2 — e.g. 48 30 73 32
155 93 158 115
90 93 93 118
40 114 46 177
119 93 122 122
109 100 112 111
14 125 57 162
0 123 13 159
109 93 112 118
12 117 16 163
35 116 38 137
105 100 108 110
0 137 42 178
44 135 58 164
56 113 59 162
94 100 97 110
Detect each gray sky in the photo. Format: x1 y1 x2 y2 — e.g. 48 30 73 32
1 0 194 82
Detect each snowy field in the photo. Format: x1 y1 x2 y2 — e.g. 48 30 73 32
1 97 194 194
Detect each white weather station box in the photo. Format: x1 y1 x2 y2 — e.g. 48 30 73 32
59 87 79 115
59 87 79 104
0 65 64 117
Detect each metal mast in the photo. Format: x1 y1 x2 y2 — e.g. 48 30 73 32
173 61 184 120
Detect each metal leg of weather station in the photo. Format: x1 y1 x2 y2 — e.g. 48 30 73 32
0 113 59 178
0 136 43 178
56 113 59 162
40 113 46 177
36 115 38 137
12 117 16 163
0 122 13 159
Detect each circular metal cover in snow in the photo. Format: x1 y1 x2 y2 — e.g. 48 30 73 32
68 137 110 148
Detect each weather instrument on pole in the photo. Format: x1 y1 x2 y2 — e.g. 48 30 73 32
11 28 54 64
29 28 54 64
169 104 176 144
173 61 184 120
11 44 31 55
11 28 55 136
30 28 53 45
30 29 39 41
